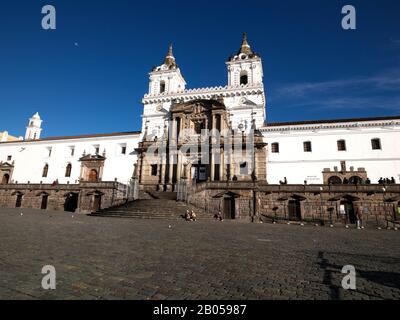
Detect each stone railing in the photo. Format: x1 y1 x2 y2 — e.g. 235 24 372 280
189 181 400 194
0 181 127 191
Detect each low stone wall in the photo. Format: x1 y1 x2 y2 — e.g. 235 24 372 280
0 182 130 213
186 182 400 226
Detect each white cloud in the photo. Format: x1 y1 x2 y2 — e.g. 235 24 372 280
271 69 400 112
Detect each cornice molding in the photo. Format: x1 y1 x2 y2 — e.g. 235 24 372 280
261 120 400 133
142 84 264 104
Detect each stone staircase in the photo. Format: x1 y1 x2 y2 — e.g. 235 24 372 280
89 192 212 220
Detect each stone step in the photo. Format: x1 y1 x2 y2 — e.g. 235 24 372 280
90 212 213 220
90 196 210 220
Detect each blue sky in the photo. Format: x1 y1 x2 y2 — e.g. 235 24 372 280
0 0 399 137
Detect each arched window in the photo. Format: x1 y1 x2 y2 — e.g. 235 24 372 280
160 81 166 93
328 176 342 185
240 162 248 175
349 176 362 185
240 71 248 85
1 174 10 184
65 163 72 177
42 164 49 178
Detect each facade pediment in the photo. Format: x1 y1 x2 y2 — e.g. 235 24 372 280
0 162 14 168
79 154 106 162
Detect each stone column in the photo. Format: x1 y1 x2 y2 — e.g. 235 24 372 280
160 155 167 186
138 154 144 184
168 154 174 184
177 152 182 181
210 149 215 182
220 147 225 181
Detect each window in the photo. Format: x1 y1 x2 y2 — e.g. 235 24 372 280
303 141 312 152
240 162 248 175
7 155 12 161
240 72 248 85
70 147 75 156
271 142 279 153
47 147 52 157
42 164 49 178
371 138 381 150
65 164 72 177
160 81 166 93
194 121 205 134
151 164 158 176
328 176 342 185
120 144 127 155
337 140 346 151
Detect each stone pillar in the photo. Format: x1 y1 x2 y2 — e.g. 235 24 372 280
177 153 182 181
210 149 215 182
168 154 174 184
171 118 177 143
220 147 225 181
138 154 144 184
160 156 167 186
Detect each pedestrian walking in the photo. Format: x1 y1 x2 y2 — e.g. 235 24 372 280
356 205 364 229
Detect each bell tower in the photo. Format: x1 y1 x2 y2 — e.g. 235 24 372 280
25 112 42 140
226 33 263 87
148 44 186 95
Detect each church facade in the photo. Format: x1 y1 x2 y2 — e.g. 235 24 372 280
0 34 399 219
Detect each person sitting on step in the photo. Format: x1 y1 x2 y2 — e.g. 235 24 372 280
185 210 191 221
190 210 197 222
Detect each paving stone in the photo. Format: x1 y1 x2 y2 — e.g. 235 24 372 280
0 208 399 300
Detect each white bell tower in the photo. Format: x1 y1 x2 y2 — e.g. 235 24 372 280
226 33 263 87
148 44 186 95
25 112 42 140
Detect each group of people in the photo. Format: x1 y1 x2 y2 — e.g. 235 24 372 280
184 210 197 221
378 177 396 185
279 177 288 185
339 204 368 229
214 210 224 221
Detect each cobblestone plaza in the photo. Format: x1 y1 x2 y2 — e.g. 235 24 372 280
0 208 399 300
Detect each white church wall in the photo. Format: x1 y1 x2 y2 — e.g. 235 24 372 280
263 124 400 184
0 134 141 185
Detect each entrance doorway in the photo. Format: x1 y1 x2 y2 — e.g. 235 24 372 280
395 201 400 221
41 194 48 210
64 193 79 212
93 194 102 212
341 200 357 224
288 200 302 221
15 194 22 208
223 197 235 219
1 174 9 184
